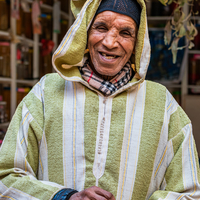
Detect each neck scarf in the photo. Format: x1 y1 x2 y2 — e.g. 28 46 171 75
79 60 134 96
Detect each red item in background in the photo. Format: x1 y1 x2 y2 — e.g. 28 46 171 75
41 39 54 56
17 48 21 60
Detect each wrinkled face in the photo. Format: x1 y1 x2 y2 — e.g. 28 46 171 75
88 11 137 76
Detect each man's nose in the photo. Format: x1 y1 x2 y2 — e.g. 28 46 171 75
102 30 118 49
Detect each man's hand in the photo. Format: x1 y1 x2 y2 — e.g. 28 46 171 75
69 186 116 200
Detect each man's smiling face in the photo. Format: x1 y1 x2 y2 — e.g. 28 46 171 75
88 11 137 76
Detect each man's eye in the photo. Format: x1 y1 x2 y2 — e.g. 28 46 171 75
121 31 131 36
97 26 107 31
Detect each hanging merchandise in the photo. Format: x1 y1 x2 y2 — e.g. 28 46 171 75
41 39 54 56
32 0 42 34
146 30 185 82
11 0 19 19
53 1 61 33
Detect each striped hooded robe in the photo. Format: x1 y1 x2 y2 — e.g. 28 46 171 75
0 0 200 199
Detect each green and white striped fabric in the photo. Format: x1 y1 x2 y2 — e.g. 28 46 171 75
0 0 200 199
0 74 199 199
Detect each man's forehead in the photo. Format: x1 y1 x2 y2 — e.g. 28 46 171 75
93 11 137 29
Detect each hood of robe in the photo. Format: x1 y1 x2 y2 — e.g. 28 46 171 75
52 0 151 97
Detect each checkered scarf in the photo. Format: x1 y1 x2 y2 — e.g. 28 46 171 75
79 60 134 96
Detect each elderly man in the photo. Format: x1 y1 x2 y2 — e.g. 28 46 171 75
0 0 199 200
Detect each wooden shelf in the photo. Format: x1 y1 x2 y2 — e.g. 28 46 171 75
0 77 12 83
147 16 200 21
61 11 70 19
147 15 200 21
191 16 200 21
17 35 35 46
21 0 53 12
21 0 33 4
148 27 165 31
188 85 200 89
40 3 53 12
20 0 71 20
188 50 200 54
0 30 11 40
16 79 38 86
0 0 74 138
0 30 10 37
147 16 172 21
156 82 182 88
164 84 182 89
0 122 9 128
0 32 36 46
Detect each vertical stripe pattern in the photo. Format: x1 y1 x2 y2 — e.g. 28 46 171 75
38 132 49 181
14 103 35 176
116 82 146 200
0 73 200 199
166 92 178 116
146 90 177 199
31 76 46 104
93 96 113 186
63 81 86 191
182 124 200 198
